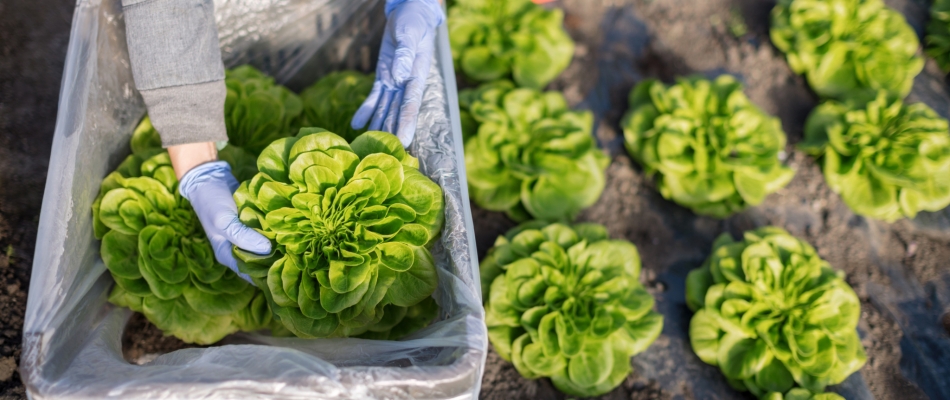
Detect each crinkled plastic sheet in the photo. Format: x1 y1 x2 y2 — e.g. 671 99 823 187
22 0 487 398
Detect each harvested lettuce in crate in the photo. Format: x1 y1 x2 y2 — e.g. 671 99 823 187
300 71 375 142
224 65 304 155
233 128 444 339
622 76 794 218
93 149 273 345
93 66 306 344
481 222 663 397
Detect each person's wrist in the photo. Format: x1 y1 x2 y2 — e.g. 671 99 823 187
168 142 218 180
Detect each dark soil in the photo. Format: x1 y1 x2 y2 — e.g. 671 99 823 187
3 0 950 399
121 313 199 365
0 0 73 398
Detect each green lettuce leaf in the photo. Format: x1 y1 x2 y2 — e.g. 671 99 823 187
300 71 375 142
801 92 950 221
927 0 950 73
233 129 444 339
763 388 846 400
225 66 303 156
449 0 574 89
622 76 794 218
462 81 609 222
482 222 663 397
770 0 924 103
686 227 866 397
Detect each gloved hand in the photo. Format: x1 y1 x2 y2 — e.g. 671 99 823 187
351 0 445 147
179 161 271 283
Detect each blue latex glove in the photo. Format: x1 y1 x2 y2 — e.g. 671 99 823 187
179 161 271 283
351 0 445 147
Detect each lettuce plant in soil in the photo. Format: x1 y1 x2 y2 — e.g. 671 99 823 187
927 0 950 73
481 222 663 397
686 227 866 398
448 0 574 89
622 76 794 218
770 0 923 103
233 128 444 339
462 81 609 222
93 149 273 345
300 71 375 142
800 92 950 222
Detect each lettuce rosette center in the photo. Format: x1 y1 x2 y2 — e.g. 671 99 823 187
234 128 444 339
481 222 663 397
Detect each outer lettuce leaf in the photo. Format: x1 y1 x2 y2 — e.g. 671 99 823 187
482 222 663 397
622 76 794 218
233 129 444 339
129 117 164 160
800 92 950 221
762 388 846 400
449 0 574 89
225 66 303 156
927 0 950 73
218 144 261 183
770 0 924 103
462 81 609 222
686 227 866 397
300 71 375 142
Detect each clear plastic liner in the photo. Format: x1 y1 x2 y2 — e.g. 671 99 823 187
22 0 487 398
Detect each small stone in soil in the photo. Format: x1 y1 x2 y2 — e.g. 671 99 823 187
0 357 16 381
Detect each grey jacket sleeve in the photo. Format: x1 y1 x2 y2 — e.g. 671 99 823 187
122 0 228 147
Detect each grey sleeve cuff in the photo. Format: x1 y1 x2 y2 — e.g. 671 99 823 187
122 0 225 91
140 81 228 147
122 0 228 146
